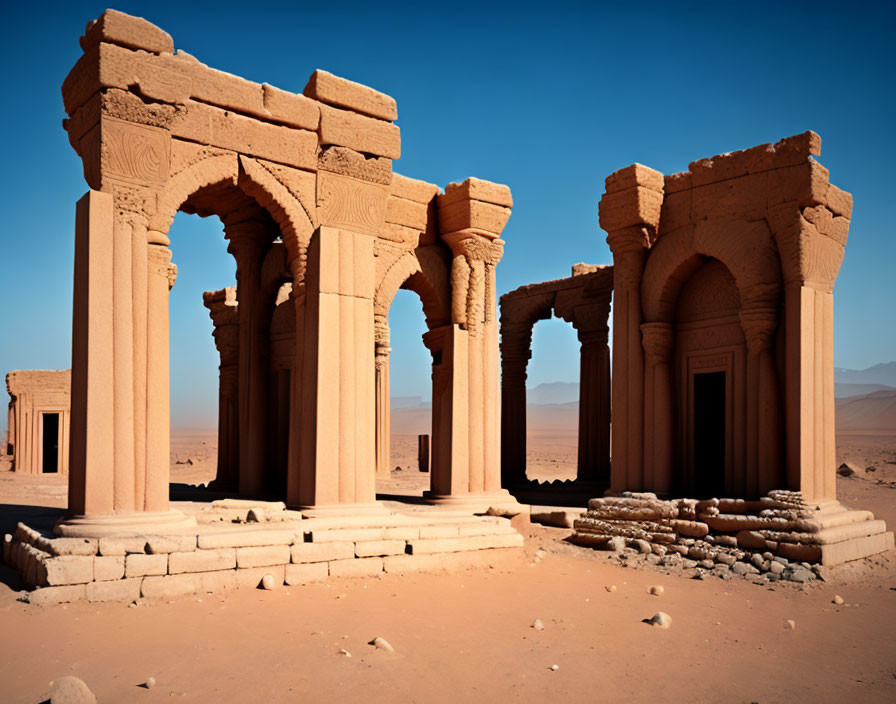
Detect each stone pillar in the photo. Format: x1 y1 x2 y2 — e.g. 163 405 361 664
59 191 194 535
641 322 674 494
739 307 782 496
204 287 240 490
374 315 392 477
499 324 532 487
425 177 518 511
599 164 664 492
226 220 272 496
294 227 378 514
577 323 612 484
418 434 430 472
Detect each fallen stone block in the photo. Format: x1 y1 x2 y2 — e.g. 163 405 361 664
27 584 87 606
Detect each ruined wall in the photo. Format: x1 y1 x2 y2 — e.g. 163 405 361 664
6 370 72 474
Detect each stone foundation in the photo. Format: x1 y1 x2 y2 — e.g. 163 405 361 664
572 490 893 567
2 500 523 605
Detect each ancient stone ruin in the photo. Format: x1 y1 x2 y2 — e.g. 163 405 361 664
5 370 72 475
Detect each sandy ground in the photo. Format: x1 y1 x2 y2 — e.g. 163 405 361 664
0 430 894 703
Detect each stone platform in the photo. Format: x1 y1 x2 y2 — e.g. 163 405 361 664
572 490 894 567
2 500 524 605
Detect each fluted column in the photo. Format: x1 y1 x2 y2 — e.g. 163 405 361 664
641 322 674 494
374 315 392 477
226 220 272 496
600 164 664 493
739 307 782 496
499 325 532 487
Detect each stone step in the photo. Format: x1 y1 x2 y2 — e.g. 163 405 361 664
407 533 524 555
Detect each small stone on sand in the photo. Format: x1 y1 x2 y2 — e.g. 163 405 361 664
606 585 617 593
50 676 96 704
371 637 395 652
648 585 664 596
550 664 559 671
646 612 671 629
260 574 275 590
532 619 544 630
338 648 351 657
784 619 796 630
145 677 156 689
833 595 844 605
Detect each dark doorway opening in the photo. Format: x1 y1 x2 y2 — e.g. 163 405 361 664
42 413 60 474
693 372 725 496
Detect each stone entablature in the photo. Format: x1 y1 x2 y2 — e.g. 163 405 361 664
59 9 517 537
499 265 613 489
6 370 71 475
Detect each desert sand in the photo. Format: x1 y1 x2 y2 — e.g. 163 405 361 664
1 424 894 703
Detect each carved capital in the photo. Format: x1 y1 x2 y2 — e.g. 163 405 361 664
148 244 172 279
641 322 674 363
442 231 504 264
739 307 778 353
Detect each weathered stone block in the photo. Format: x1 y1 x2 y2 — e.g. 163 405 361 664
81 9 174 55
438 199 511 236
290 541 354 563
235 565 285 589
318 146 392 184
98 536 146 556
382 526 421 540
328 557 384 577
305 69 398 122
599 186 663 233
691 172 767 222
198 569 238 594
44 556 94 586
27 584 87 606
94 555 125 581
419 525 460 539
307 527 384 544
605 164 665 195
407 533 524 555
236 545 291 568
141 574 200 599
386 196 429 231
319 104 400 159
125 553 168 577
440 177 513 208
197 530 295 550
42 537 98 557
145 535 197 554
391 173 439 203
87 578 142 603
354 540 406 558
263 84 320 130
168 548 235 574
284 562 329 585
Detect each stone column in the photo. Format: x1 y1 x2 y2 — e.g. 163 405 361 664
294 226 378 514
424 177 518 511
203 287 240 490
641 322 674 494
226 220 272 496
577 323 612 485
499 324 532 487
59 192 194 535
740 307 783 496
374 315 392 477
599 163 664 492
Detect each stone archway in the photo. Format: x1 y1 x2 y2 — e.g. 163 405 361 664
57 10 517 535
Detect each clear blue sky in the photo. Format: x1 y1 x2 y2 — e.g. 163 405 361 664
1 0 893 429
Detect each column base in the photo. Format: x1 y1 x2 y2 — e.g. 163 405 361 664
54 510 197 537
296 502 387 518
423 489 522 515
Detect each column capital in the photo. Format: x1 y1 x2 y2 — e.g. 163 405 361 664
739 307 778 353
441 230 505 265
641 321 674 363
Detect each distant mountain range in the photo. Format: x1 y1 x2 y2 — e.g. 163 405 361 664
834 362 896 387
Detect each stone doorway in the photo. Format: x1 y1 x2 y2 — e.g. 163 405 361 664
692 371 725 497
41 412 60 474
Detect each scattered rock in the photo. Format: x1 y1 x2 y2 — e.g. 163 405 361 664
769 561 785 575
634 539 652 554
715 553 737 566
145 677 156 690
260 574 276 590
787 568 814 583
646 612 672 629
531 619 545 631
784 619 796 630
50 676 96 704
606 537 626 553
246 508 264 523
337 648 352 657
837 462 860 477
833 594 844 605
550 664 559 671
605 585 617 593
732 562 759 576
370 637 395 652
648 585 664 596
